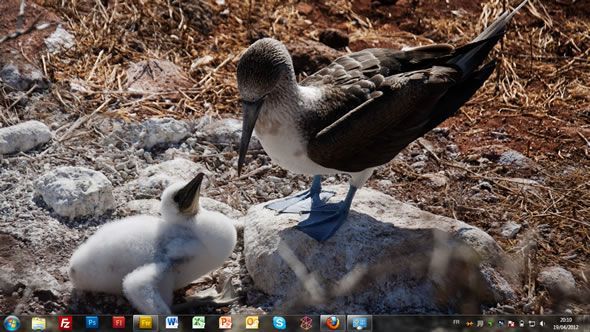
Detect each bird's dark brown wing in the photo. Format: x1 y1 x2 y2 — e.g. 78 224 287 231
306 66 461 172
300 44 455 89
296 44 459 144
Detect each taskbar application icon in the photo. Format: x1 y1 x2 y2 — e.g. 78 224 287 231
133 315 158 331
347 315 372 331
320 315 346 331
31 317 46 331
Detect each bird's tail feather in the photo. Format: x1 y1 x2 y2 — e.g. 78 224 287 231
448 0 528 79
474 0 528 43
424 60 497 134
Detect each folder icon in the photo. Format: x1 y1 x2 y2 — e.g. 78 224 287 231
32 317 46 331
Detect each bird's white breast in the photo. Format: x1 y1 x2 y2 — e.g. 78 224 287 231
254 86 339 176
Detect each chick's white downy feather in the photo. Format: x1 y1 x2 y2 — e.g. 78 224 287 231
68 177 237 314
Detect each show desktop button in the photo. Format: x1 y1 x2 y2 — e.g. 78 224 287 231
347 315 372 331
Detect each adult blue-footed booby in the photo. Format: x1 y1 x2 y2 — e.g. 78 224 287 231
69 173 237 314
237 0 528 242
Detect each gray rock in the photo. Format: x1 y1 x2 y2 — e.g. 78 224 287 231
137 118 190 149
99 117 191 149
410 160 426 171
44 25 75 53
0 63 49 91
538 266 576 297
125 158 210 198
198 118 261 150
0 266 63 301
500 221 522 239
126 59 192 93
243 185 515 313
498 149 533 168
34 167 114 219
109 117 190 149
123 199 161 216
200 197 243 220
0 120 52 155
503 178 542 195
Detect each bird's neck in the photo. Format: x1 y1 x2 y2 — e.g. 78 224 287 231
258 72 300 123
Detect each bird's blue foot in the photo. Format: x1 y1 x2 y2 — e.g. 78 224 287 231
295 186 358 242
265 175 335 214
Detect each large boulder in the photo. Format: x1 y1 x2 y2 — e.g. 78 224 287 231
34 167 114 219
243 185 516 313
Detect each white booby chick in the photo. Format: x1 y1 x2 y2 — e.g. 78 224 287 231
68 173 237 314
236 0 528 242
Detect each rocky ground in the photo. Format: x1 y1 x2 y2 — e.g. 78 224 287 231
1 0 589 316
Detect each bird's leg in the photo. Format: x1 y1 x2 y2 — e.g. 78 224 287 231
122 262 173 314
265 175 335 214
295 185 358 242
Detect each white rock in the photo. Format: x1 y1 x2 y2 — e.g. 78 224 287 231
198 118 262 150
35 167 114 219
137 118 190 149
0 120 52 155
243 185 516 313
421 172 449 188
125 158 210 198
44 25 75 53
538 266 576 296
500 221 521 239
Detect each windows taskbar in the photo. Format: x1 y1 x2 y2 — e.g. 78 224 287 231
2 314 589 332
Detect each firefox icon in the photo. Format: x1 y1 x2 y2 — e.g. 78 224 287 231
325 316 340 330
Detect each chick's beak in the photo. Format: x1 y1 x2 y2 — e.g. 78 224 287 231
238 99 263 176
174 173 204 215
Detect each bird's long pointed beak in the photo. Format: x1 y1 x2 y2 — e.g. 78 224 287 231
174 173 204 215
238 100 263 176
